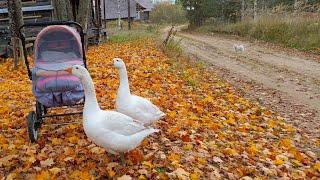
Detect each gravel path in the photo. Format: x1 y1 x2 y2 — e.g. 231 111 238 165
175 32 320 151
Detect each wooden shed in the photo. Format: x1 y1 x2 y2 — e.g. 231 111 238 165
136 0 153 21
0 0 54 56
0 0 107 57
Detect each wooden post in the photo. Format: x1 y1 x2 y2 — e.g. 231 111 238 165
128 0 131 30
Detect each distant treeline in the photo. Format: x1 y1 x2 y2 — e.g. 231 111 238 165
177 0 320 26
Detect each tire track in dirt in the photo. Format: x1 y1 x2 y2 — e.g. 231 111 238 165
175 32 320 150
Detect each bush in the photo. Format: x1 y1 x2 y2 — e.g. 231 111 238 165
150 2 187 25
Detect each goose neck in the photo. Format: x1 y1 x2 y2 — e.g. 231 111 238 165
118 67 131 96
80 73 100 113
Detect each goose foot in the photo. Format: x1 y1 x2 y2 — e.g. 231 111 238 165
120 153 126 166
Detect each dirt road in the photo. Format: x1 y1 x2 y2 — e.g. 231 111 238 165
175 32 320 147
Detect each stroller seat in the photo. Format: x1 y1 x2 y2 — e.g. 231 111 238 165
32 67 85 107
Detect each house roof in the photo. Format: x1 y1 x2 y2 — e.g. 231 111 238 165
102 0 136 20
136 0 154 11
0 5 54 14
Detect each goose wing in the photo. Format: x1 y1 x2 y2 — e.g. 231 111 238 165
131 95 165 117
102 110 146 136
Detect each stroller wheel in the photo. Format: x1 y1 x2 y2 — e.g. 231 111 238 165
36 101 46 118
27 111 38 143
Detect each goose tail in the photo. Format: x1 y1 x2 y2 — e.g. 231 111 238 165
128 128 159 151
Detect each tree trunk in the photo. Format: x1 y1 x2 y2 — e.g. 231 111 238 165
117 0 122 30
294 0 302 13
253 0 257 22
52 0 91 47
76 0 90 49
127 0 131 30
241 0 245 21
52 0 73 21
76 0 90 32
8 0 23 69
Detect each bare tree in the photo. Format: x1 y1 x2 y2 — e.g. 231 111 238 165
241 0 245 21
76 0 91 32
253 0 257 22
117 0 122 30
127 0 131 30
52 0 91 47
8 0 23 69
52 0 73 20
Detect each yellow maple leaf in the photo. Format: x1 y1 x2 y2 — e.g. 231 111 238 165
267 120 277 128
138 175 147 180
183 144 193 151
142 161 153 169
247 144 258 156
226 117 236 125
197 157 207 165
168 153 181 162
202 96 214 103
190 172 200 180
70 170 93 180
313 162 320 171
223 148 238 156
274 158 285 166
68 136 79 144
279 138 292 148
36 171 51 180
51 138 61 145
108 169 116 178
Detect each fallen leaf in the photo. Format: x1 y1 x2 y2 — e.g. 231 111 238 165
40 158 54 168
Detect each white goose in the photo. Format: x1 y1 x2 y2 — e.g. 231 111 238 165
65 65 158 164
113 58 165 125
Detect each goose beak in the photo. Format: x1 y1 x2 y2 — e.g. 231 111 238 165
64 67 72 74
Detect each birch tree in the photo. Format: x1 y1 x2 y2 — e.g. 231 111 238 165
253 0 257 22
241 0 245 21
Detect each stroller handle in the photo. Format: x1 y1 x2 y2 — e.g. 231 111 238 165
18 21 84 37
18 21 87 80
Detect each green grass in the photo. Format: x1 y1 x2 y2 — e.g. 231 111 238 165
162 38 183 58
107 22 161 43
195 14 320 54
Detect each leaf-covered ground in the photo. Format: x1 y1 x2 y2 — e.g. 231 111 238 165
0 39 319 179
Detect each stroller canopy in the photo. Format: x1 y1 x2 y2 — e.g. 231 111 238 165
33 25 83 70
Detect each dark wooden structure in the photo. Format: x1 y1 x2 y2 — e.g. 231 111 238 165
0 0 53 56
136 0 153 21
0 0 105 57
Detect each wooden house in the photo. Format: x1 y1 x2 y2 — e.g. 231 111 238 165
102 0 136 20
136 0 153 21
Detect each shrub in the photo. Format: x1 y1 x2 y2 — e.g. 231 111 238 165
196 13 320 53
150 2 187 25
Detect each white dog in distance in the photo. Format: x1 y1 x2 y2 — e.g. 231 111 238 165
233 44 245 53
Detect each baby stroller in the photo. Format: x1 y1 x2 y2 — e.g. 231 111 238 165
19 21 87 142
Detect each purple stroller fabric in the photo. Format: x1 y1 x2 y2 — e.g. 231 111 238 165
32 25 85 107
